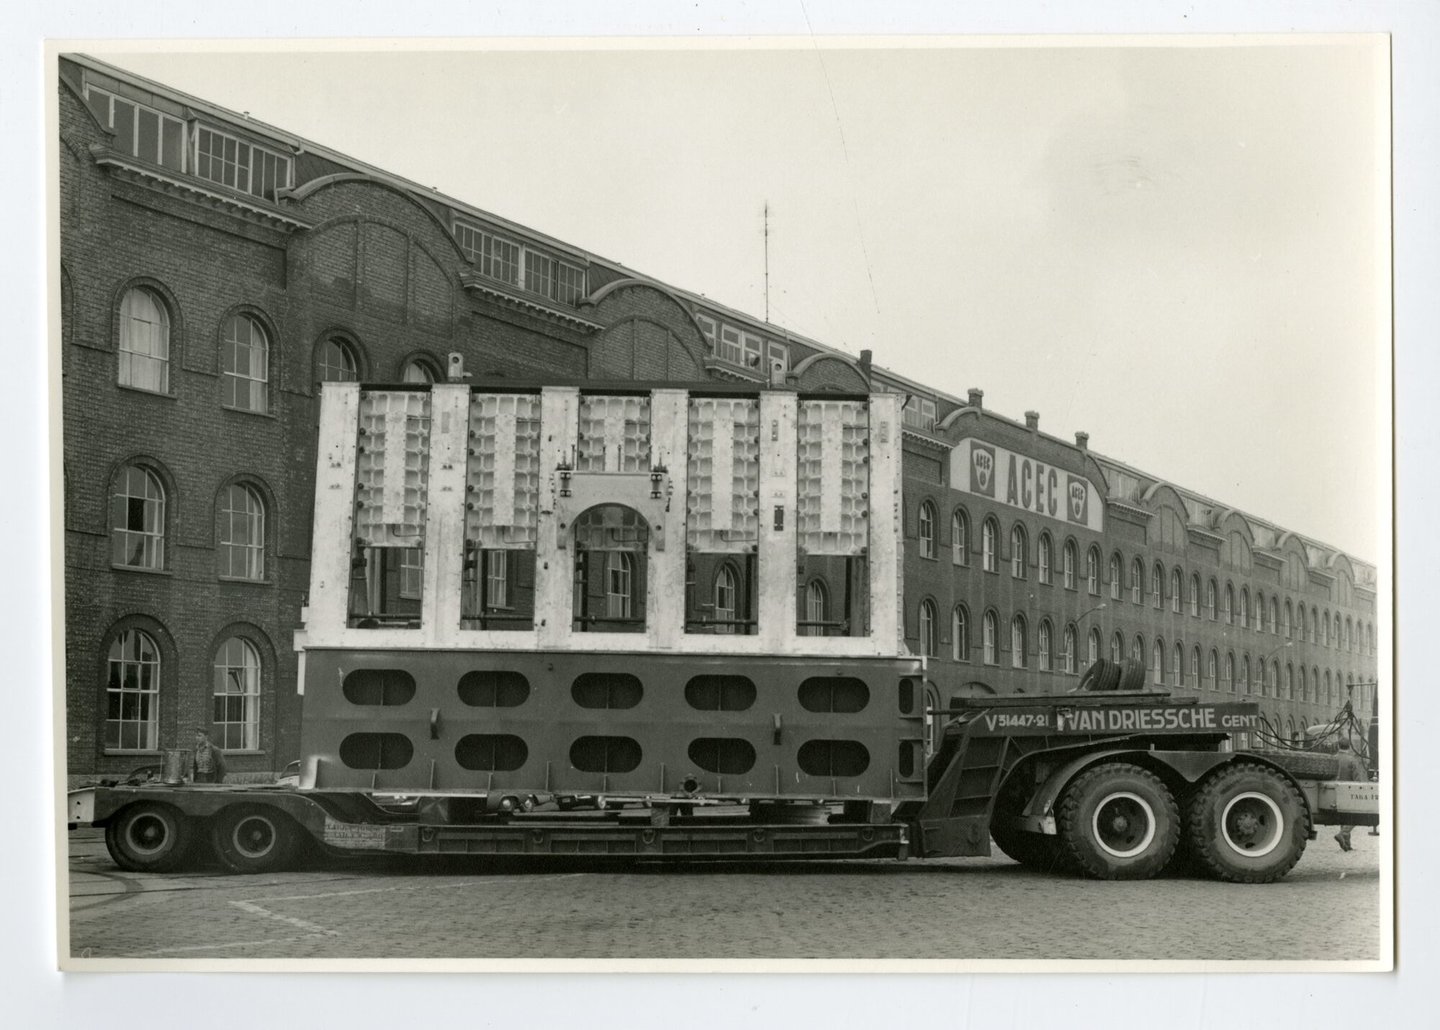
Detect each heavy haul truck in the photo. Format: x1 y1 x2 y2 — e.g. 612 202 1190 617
67 376 1379 883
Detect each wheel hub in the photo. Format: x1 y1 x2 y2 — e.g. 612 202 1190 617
1092 791 1156 859
1220 792 1284 858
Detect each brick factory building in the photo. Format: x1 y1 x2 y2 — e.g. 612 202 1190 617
57 55 1379 782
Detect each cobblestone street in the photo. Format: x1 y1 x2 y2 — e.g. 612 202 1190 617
66 826 1382 963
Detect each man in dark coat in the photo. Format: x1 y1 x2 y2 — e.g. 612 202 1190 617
192 728 228 784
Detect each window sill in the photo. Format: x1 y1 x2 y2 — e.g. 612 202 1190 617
221 749 266 756
218 575 273 586
111 564 172 577
117 384 177 400
103 749 161 757
221 404 278 420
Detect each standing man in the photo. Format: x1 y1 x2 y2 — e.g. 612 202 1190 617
1333 738 1367 852
192 728 227 784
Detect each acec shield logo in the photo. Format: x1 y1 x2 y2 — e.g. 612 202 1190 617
1067 475 1089 524
970 445 995 497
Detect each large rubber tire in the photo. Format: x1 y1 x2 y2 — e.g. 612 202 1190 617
105 802 194 873
1185 762 1310 883
1057 763 1180 880
211 804 300 874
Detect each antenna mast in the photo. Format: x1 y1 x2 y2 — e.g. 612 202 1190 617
763 201 770 324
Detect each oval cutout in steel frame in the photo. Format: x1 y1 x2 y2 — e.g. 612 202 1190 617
457 670 530 707
454 734 528 771
342 669 417 706
338 732 414 770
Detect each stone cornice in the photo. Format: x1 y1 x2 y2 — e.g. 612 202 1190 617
458 271 604 334
702 357 766 384
90 146 314 233
901 428 951 452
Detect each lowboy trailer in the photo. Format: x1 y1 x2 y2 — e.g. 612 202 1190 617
67 376 1377 882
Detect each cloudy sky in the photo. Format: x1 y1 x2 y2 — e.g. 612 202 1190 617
90 40 1388 559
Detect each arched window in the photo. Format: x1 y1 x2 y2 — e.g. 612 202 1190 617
951 510 969 566
1170 568 1183 613
1087 547 1101 595
1111 632 1124 664
1208 649 1219 689
219 483 265 580
1271 661 1281 700
106 628 160 751
1064 624 1081 673
1223 584 1234 624
1038 620 1053 671
804 580 827 637
1038 533 1053 584
1323 611 1331 646
1011 614 1027 668
1271 597 1280 636
1299 605 1309 642
1174 643 1185 686
1299 665 1308 702
1223 653 1235 693
981 518 998 572
317 336 359 383
919 600 937 657
1324 668 1332 705
1087 627 1100 666
402 358 438 384
1207 579 1218 620
713 565 738 634
214 636 261 751
982 611 998 665
1368 622 1375 656
110 464 166 570
1151 562 1164 609
1190 646 1201 687
118 287 170 393
1063 540 1077 590
1242 656 1252 694
1010 524 1028 579
952 605 969 662
918 502 936 559
1152 639 1164 685
1109 554 1122 600
1283 600 1294 639
1256 591 1267 632
1132 558 1144 604
1189 574 1201 617
1239 588 1250 629
1285 664 1294 700
1132 634 1145 665
1311 606 1320 643
221 313 270 412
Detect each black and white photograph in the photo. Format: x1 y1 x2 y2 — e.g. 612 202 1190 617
46 33 1394 973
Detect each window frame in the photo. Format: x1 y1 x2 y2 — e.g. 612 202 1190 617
918 502 937 560
981 518 999 573
111 464 166 571
952 605 969 662
118 286 171 394
218 482 266 581
1010 523 1028 580
105 627 161 753
220 313 271 414
951 510 970 567
213 635 262 752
